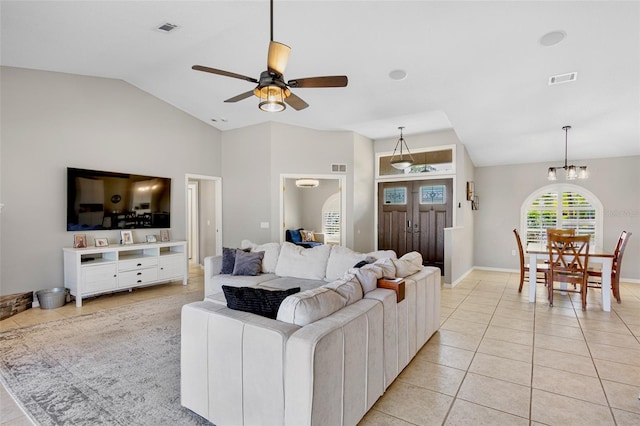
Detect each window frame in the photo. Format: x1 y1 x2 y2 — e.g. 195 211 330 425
520 183 603 251
376 144 456 180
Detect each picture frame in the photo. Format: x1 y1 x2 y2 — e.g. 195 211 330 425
120 230 134 245
160 229 170 242
73 234 87 248
146 234 157 243
94 237 109 247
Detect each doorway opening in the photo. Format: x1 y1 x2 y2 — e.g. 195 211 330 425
280 174 346 246
185 174 222 268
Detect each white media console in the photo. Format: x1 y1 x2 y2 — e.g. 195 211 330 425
63 240 187 307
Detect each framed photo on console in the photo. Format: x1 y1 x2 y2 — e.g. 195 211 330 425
94 237 109 247
160 229 170 242
146 234 157 243
120 230 133 245
73 234 87 248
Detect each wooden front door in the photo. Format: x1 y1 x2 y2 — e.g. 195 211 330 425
378 179 452 272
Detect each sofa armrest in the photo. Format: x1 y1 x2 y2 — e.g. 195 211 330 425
313 232 325 243
204 255 222 276
181 302 300 425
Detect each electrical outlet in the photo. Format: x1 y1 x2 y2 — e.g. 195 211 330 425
511 249 517 256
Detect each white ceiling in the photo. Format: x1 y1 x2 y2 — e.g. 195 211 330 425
2 1 639 167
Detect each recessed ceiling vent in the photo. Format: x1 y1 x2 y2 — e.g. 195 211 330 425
331 164 347 173
548 72 577 85
156 22 179 33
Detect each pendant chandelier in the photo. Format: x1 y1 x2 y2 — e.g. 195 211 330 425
547 125 588 181
390 126 415 170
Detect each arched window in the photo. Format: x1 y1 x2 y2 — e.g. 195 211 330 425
521 184 603 250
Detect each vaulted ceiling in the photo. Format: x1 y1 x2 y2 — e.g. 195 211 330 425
2 1 638 167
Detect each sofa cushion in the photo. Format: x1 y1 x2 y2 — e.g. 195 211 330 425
322 273 363 305
366 250 397 261
350 264 385 293
222 285 300 319
374 257 397 278
241 240 281 273
277 287 346 326
392 252 423 278
257 277 326 293
232 250 265 276
275 242 332 281
325 245 368 282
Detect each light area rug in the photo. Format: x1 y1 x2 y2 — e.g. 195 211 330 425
0 291 212 425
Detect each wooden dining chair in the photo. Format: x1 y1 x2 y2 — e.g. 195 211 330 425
587 231 632 303
513 229 548 292
547 234 590 310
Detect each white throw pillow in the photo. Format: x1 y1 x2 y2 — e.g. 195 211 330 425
392 251 423 277
366 250 397 261
373 257 396 278
350 265 383 293
240 240 282 273
276 287 346 326
274 242 332 280
322 273 363 305
325 245 367 282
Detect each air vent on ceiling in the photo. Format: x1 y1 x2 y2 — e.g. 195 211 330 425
156 22 179 33
548 72 577 85
331 164 347 173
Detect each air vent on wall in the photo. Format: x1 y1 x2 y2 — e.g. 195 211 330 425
331 164 347 173
548 72 577 85
156 22 179 33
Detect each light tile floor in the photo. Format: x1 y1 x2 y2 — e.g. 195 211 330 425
360 270 640 425
2 268 640 425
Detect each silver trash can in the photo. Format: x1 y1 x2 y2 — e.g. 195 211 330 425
36 287 67 309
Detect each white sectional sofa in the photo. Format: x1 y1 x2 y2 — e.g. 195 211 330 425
181 241 441 426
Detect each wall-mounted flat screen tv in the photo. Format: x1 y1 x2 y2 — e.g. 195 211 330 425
67 167 171 231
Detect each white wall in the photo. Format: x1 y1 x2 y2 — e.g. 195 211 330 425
475 156 640 280
0 67 222 295
221 122 375 251
353 133 375 253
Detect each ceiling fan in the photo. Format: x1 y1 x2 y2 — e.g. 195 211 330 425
192 0 348 112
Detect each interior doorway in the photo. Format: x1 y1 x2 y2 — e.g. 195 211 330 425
378 179 452 272
185 174 222 268
280 174 346 246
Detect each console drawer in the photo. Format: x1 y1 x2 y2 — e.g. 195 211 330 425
118 268 158 287
118 257 158 272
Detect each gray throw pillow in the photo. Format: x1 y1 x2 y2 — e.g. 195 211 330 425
221 247 236 274
232 249 265 276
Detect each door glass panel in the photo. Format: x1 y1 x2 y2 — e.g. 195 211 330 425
383 187 407 205
420 185 446 204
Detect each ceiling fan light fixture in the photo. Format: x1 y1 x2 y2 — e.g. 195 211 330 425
257 85 287 112
389 126 414 170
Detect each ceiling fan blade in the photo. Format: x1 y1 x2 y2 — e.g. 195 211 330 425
267 41 291 75
287 76 348 88
284 92 309 111
224 90 256 103
192 65 258 83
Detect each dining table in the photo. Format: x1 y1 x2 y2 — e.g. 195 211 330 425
526 242 615 311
